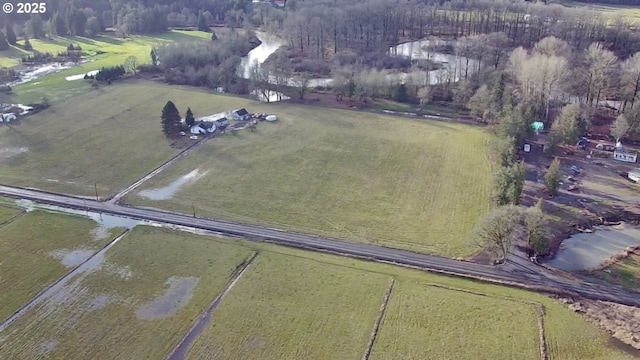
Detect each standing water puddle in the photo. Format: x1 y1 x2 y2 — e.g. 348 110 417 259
0 230 129 331
136 277 200 320
548 223 640 272
49 249 96 268
138 169 208 200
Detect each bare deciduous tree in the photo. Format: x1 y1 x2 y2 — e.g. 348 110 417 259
611 114 631 142
534 36 571 59
124 55 139 75
473 205 522 263
621 52 640 110
583 43 618 108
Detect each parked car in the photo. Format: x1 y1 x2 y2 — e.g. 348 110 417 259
596 143 615 151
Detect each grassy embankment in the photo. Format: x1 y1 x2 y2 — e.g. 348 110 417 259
0 225 632 360
0 210 122 321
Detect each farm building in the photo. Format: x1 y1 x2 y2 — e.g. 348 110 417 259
613 148 638 163
232 109 250 121
215 117 229 128
0 113 16 122
629 168 640 183
199 121 217 133
191 121 217 135
190 124 206 135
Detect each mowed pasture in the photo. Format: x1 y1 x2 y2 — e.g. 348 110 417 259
128 96 493 256
370 280 540 360
0 226 254 359
0 210 121 321
0 204 21 223
2 31 210 104
184 251 391 360
0 216 633 359
0 83 255 197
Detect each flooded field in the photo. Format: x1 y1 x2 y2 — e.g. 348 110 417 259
0 210 122 322
0 226 253 359
548 223 640 272
138 169 208 200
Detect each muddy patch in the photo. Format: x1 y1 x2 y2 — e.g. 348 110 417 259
560 297 640 353
0 147 28 159
86 294 112 312
138 169 208 201
136 277 199 320
36 339 59 356
49 248 96 268
548 223 640 271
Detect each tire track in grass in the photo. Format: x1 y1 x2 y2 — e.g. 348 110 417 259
166 252 259 360
0 210 26 228
362 278 395 360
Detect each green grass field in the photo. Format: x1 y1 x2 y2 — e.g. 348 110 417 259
590 255 640 290
127 89 493 257
554 1 640 22
370 279 540 360
0 204 21 223
184 251 391 360
0 83 205 197
0 217 632 359
0 210 121 321
0 30 210 104
0 226 254 359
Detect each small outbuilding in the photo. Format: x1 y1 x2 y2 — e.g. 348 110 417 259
629 168 640 183
0 113 16 122
232 108 250 121
215 117 229 128
614 148 638 163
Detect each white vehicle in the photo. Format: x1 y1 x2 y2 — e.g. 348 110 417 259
189 135 198 140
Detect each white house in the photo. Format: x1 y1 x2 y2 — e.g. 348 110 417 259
200 121 217 133
232 108 250 121
190 124 207 135
613 148 638 163
0 113 16 122
629 168 640 183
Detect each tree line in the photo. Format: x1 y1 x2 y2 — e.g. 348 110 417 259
150 30 257 93
275 0 640 61
0 0 253 39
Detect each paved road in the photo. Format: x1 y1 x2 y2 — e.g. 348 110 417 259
2 184 640 307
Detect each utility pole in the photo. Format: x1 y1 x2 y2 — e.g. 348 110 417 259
94 182 99 201
192 203 196 218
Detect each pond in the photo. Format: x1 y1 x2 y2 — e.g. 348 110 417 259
547 223 640 272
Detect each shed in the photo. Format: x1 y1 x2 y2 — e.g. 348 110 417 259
215 117 229 128
629 168 640 183
232 108 250 121
614 148 638 163
0 113 16 122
